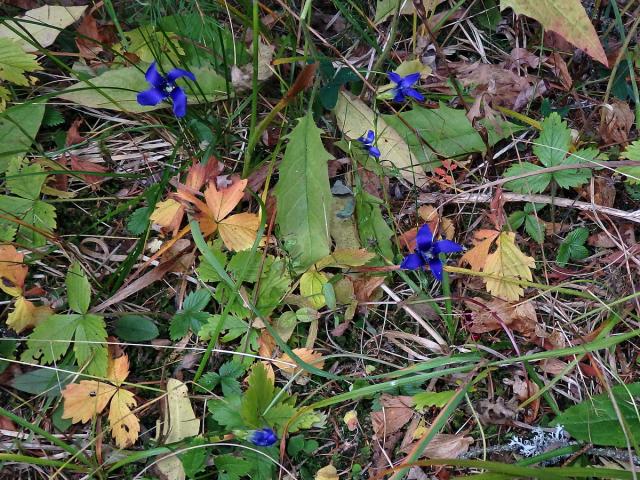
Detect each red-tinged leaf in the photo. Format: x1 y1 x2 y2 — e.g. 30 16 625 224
70 156 107 188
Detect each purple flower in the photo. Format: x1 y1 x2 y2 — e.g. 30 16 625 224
357 130 381 158
400 224 462 281
248 428 277 447
137 62 195 118
388 72 424 103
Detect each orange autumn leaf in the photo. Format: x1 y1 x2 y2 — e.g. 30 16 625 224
178 178 260 251
274 348 325 382
7 296 53 333
0 245 28 297
61 352 140 449
459 229 500 272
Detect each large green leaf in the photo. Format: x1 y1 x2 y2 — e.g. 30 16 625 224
0 102 45 172
552 382 640 447
57 65 227 113
500 0 607 66
334 90 425 183
22 314 79 366
383 103 522 170
274 112 332 271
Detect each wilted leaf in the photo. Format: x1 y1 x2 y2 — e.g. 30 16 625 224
484 232 535 301
275 112 333 270
465 297 538 337
275 348 325 381
403 433 474 459
7 296 52 333
371 394 415 437
500 0 607 66
335 91 426 184
600 101 634 145
0 6 87 51
315 464 339 480
0 244 27 297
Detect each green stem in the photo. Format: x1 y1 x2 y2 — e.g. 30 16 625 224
0 453 89 472
243 0 261 177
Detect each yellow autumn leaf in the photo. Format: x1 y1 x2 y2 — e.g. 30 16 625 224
483 232 535 301
218 212 261 251
0 245 28 297
150 198 183 228
300 270 328 309
61 352 140 448
315 464 339 480
7 296 53 333
108 389 139 449
275 348 325 379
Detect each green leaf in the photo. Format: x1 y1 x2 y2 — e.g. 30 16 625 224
215 454 253 480
552 382 640 447
507 210 526 230
126 207 150 235
503 162 552 193
6 157 47 200
524 214 545 243
274 112 332 271
557 227 589 267
67 262 91 314
199 362 244 396
255 256 291 317
618 140 640 184
179 437 208 479
533 113 571 167
22 314 79 365
241 363 275 428
553 148 595 189
11 365 76 397
0 339 16 374
383 103 522 170
288 410 327 433
197 240 228 283
42 107 64 127
208 396 244 430
199 314 248 342
0 102 45 172
228 250 261 282
170 290 211 340
287 434 306 457
57 65 227 113
355 191 394 260
114 315 159 341
413 390 457 409
114 26 184 65
0 38 41 86
73 313 107 377
264 403 297 432
274 311 297 342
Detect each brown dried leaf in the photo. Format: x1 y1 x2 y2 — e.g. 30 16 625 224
76 13 103 59
274 348 324 380
600 101 634 145
402 433 474 459
466 297 538 338
371 394 415 438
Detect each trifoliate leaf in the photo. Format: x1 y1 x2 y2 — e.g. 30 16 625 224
556 227 590 267
484 232 535 301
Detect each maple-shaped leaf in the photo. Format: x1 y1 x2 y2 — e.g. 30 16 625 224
62 352 140 449
7 296 52 333
459 229 500 272
178 178 260 251
0 244 28 297
483 232 535 301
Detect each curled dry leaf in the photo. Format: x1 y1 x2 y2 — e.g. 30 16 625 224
371 394 415 438
402 433 474 459
0 245 28 297
465 297 538 338
274 348 324 383
600 101 634 145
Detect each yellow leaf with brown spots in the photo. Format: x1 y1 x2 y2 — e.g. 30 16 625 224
483 232 535 301
6 296 53 333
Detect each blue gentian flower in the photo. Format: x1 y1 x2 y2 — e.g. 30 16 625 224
137 62 196 118
400 224 463 281
388 72 424 103
357 130 381 158
248 428 277 447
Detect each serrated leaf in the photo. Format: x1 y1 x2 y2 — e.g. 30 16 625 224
0 195 57 247
127 206 150 234
383 103 522 170
334 90 426 183
198 314 247 342
0 6 87 51
552 382 640 447
484 232 535 301
67 262 91 314
241 363 275 428
0 102 45 172
618 140 640 184
7 296 52 333
73 313 107 377
503 162 552 193
500 0 607 66
557 227 589 267
255 256 291 317
179 437 208 479
524 214 544 243
300 270 328 309
274 112 332 270
413 390 456 409
553 148 596 189
22 314 78 365
208 396 244 429
197 240 228 282
533 113 571 168
7 157 47 200
507 210 526 230
215 454 253 480
227 250 262 282
374 0 444 24
57 65 227 113
0 38 41 85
